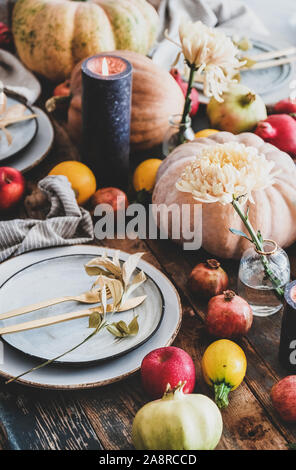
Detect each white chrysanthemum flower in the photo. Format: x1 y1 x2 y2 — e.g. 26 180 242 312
176 142 280 204
170 20 243 102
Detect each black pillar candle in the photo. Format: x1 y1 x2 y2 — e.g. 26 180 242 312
81 54 132 191
279 280 296 372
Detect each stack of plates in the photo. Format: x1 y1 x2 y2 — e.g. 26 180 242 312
0 246 182 389
0 93 54 173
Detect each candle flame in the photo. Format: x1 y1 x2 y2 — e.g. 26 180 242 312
102 58 109 76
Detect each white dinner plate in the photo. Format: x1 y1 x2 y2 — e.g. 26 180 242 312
0 246 182 389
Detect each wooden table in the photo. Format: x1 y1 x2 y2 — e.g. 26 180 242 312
0 101 296 451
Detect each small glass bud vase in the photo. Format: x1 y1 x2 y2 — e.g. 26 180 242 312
162 114 195 156
238 240 290 317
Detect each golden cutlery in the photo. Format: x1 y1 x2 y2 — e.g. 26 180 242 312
0 296 147 335
0 289 111 321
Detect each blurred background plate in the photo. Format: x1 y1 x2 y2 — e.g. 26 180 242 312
5 106 54 173
195 32 295 105
0 95 38 160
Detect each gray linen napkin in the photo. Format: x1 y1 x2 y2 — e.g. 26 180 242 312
0 175 94 263
152 0 269 69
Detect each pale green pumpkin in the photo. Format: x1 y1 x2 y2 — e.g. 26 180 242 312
12 0 159 81
132 384 223 450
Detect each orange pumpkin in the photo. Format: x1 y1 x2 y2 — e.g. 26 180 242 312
152 132 296 259
67 50 185 150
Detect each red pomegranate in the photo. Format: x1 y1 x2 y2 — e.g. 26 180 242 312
188 259 229 299
170 68 199 117
273 98 296 115
255 114 296 158
206 290 253 338
271 376 296 422
0 23 13 51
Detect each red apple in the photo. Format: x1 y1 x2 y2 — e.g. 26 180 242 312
0 167 25 212
271 376 296 422
90 187 128 214
141 346 196 399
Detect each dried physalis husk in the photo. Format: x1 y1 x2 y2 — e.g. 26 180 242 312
0 92 37 145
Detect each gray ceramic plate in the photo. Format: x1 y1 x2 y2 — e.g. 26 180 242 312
0 246 182 389
0 254 164 365
7 106 54 173
0 96 38 161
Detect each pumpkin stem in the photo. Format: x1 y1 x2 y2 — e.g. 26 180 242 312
214 382 231 409
163 381 186 400
206 259 220 269
223 290 236 301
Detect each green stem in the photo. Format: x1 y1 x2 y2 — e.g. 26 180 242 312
5 321 108 385
231 198 284 299
214 382 231 409
178 64 195 145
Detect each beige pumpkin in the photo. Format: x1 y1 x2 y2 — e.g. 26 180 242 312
67 50 185 150
12 0 159 82
152 132 296 259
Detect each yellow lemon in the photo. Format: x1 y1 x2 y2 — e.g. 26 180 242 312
133 158 162 192
195 129 219 138
49 161 96 205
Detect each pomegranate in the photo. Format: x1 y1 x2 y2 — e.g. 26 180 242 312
271 376 296 422
53 80 71 97
207 83 267 134
273 98 296 115
255 114 296 158
188 259 229 299
170 68 199 117
0 23 13 51
206 290 253 339
90 187 128 214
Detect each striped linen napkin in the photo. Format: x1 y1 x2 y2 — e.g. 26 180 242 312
0 175 94 263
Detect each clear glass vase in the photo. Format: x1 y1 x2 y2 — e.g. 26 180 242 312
162 114 195 156
237 240 290 317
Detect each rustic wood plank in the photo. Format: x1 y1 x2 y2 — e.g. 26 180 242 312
0 384 103 450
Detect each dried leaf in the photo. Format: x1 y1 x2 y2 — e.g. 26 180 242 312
123 270 147 301
122 252 145 287
112 250 121 267
84 265 111 277
88 311 102 329
128 316 139 336
106 324 122 337
85 255 122 278
241 57 257 69
83 290 101 303
107 316 139 338
93 275 123 308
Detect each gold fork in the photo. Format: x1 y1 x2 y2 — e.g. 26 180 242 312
0 288 111 321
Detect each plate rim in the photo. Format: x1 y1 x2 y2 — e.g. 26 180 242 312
0 94 39 162
0 253 166 366
0 245 182 389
